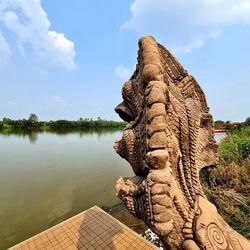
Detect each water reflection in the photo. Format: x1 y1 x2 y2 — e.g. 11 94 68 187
0 129 227 248
0 128 131 249
1 129 227 144
0 127 122 144
214 132 227 144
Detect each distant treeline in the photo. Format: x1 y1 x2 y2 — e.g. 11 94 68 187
214 117 250 131
214 117 250 125
0 114 127 130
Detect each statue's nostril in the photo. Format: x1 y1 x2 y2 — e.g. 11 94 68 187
115 101 133 122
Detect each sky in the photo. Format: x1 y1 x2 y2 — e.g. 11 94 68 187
0 0 250 122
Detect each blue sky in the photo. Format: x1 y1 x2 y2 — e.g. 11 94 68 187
0 0 250 122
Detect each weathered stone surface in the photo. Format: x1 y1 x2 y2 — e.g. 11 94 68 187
148 132 168 149
147 87 166 105
182 240 200 250
146 149 169 169
154 210 173 223
143 52 161 66
147 81 167 91
151 195 172 207
142 64 161 83
151 183 169 195
114 36 250 250
148 103 166 121
149 170 172 184
153 204 167 214
148 116 166 136
154 220 173 236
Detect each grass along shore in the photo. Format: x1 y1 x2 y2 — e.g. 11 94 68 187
201 126 250 239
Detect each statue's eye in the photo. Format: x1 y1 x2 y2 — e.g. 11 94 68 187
200 114 212 128
200 118 208 128
115 101 134 122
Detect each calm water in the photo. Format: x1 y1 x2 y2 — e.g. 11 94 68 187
0 129 132 249
0 129 226 249
215 132 226 143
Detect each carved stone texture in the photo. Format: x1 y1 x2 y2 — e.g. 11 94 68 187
114 36 250 250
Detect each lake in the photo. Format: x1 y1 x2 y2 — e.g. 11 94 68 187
0 129 132 249
0 129 226 249
214 132 227 143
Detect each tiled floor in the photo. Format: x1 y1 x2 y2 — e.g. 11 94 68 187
10 206 157 250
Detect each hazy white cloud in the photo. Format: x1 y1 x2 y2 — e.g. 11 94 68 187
172 39 204 54
124 0 250 53
0 0 76 70
115 65 132 79
0 31 11 66
51 95 62 102
6 100 16 105
51 95 72 107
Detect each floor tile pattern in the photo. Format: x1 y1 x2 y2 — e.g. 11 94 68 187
10 206 157 250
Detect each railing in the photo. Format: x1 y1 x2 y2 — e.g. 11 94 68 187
214 122 250 130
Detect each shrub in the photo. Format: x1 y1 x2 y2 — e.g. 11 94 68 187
201 126 250 239
219 127 250 165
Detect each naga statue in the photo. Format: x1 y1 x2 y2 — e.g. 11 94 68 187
114 36 250 250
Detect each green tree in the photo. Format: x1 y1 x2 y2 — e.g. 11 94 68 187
214 120 225 125
28 113 38 122
245 117 250 123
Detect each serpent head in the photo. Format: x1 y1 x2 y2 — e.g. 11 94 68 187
114 36 220 249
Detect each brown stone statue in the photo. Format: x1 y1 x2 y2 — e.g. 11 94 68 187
114 36 250 250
